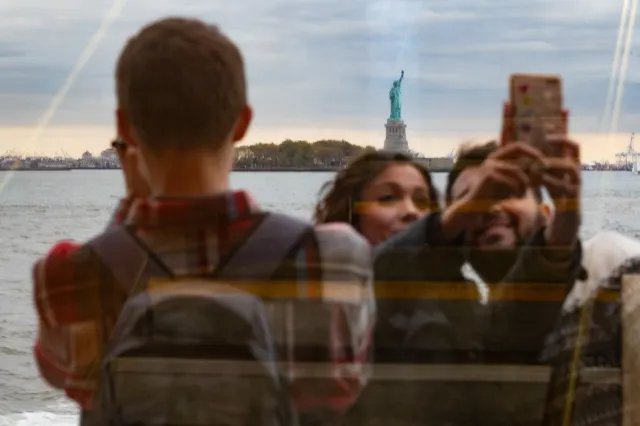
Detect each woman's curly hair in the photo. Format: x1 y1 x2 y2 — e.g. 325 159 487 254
314 150 441 227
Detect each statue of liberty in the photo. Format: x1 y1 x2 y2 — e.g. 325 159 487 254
389 70 404 120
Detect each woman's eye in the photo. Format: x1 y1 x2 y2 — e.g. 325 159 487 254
377 194 398 203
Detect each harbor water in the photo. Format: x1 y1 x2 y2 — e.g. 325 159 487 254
1 170 639 425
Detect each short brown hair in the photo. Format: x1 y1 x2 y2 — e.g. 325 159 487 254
116 17 247 152
314 150 441 227
445 141 542 203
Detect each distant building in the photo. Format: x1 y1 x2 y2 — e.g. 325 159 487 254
79 151 96 168
100 147 120 168
100 147 117 160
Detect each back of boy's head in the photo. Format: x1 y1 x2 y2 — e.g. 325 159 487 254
115 17 247 153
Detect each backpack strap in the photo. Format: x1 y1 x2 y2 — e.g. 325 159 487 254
88 225 170 294
216 212 310 280
88 212 311 290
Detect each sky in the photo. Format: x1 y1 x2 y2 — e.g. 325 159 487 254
0 0 639 161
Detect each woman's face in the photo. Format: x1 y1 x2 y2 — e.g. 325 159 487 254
357 163 432 246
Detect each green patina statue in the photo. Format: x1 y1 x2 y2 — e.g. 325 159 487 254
389 70 404 120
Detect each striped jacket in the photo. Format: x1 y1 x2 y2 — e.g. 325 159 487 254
33 191 375 416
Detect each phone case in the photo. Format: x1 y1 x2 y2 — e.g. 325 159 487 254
509 74 564 149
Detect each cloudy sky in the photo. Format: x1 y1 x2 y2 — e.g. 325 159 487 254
0 0 638 160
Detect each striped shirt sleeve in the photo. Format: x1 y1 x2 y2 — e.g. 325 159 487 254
290 223 375 412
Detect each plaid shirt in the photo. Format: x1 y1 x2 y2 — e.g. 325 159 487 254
33 191 374 413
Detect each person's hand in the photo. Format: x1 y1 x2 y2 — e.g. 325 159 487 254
441 142 545 239
542 136 581 247
115 143 150 198
500 102 579 246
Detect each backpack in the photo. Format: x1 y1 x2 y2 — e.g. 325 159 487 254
88 212 310 426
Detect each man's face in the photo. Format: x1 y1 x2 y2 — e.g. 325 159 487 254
449 167 545 251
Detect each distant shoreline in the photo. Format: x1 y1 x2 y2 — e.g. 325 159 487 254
0 168 73 171
1 167 460 173
0 167 629 173
0 167 340 172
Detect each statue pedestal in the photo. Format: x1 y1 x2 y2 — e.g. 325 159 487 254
384 119 409 152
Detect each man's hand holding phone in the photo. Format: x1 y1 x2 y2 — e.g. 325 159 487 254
541 136 581 247
501 101 581 247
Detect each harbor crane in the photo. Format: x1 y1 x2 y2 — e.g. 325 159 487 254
615 133 640 169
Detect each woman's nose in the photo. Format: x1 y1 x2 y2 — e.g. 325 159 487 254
400 198 420 223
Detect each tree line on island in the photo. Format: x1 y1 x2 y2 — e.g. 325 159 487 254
234 139 422 169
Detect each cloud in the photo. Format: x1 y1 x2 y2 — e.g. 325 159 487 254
0 0 636 160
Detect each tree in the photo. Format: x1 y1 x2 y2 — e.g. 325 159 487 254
234 140 378 169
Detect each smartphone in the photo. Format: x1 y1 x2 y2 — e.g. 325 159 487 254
508 74 565 153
